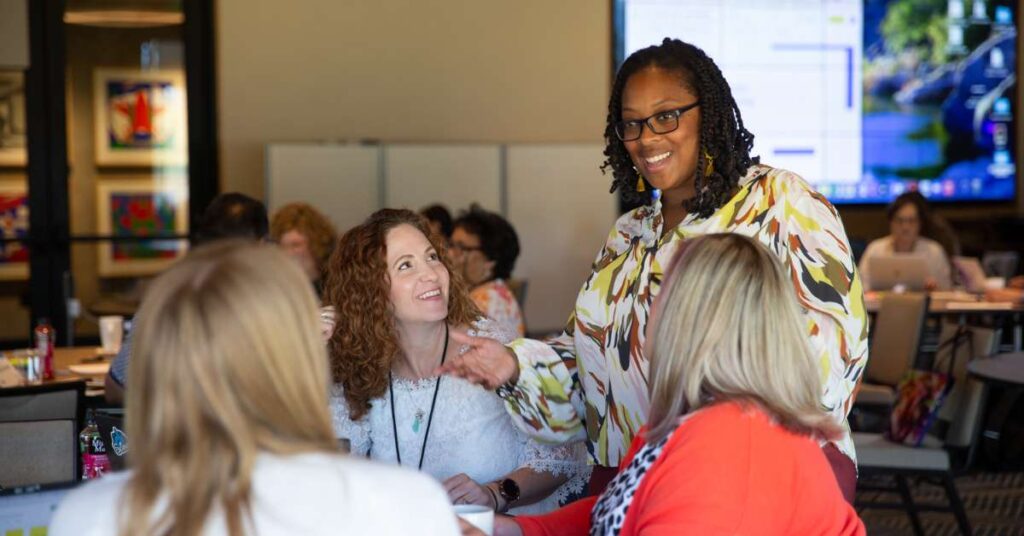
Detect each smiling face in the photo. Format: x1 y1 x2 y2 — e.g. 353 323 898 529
385 224 450 326
621 66 701 200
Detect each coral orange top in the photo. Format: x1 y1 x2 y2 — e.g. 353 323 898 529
515 402 865 536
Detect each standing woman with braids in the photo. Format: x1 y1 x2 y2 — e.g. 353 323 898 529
442 38 869 502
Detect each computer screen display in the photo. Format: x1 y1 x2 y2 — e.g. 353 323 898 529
614 0 1017 204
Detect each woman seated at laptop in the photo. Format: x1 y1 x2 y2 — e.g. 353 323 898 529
51 241 461 535
326 209 588 515
495 234 864 535
858 191 951 291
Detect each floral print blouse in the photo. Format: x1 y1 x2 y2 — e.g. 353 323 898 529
471 278 526 337
498 164 869 467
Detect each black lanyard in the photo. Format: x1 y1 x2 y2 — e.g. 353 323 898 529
389 323 448 470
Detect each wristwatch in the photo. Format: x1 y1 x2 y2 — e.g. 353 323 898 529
498 478 521 505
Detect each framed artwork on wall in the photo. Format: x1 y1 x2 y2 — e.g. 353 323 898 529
0 182 28 280
93 68 188 167
0 72 27 167
96 177 189 277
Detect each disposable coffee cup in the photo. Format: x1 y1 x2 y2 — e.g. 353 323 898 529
985 277 1006 291
99 316 124 354
453 504 493 535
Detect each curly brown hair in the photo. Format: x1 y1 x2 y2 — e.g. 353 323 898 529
323 208 480 420
270 202 339 281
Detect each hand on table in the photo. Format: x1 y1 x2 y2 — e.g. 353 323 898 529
443 473 495 509
984 288 1024 303
437 330 520 390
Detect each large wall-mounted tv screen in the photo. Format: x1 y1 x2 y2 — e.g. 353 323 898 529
614 0 1017 204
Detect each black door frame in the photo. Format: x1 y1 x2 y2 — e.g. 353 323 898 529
23 0 218 345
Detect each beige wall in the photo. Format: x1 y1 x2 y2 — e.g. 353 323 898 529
217 0 1024 243
216 0 611 197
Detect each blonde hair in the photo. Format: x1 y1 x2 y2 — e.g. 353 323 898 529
120 240 338 536
646 233 842 444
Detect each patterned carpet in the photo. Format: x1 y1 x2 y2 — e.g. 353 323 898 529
857 472 1024 535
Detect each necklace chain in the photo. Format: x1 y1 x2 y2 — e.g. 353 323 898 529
389 324 449 470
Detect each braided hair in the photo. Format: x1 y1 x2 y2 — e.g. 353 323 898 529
602 38 758 217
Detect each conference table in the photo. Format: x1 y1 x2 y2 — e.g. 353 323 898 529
51 347 112 396
864 291 1024 351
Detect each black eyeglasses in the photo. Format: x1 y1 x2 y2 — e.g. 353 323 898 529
614 101 700 141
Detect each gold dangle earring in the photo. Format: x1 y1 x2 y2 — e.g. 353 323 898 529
703 149 715 176
633 165 645 192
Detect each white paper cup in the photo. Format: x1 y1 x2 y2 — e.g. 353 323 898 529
99 316 124 354
985 277 1006 291
453 504 493 535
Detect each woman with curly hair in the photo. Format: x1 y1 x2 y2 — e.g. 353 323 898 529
441 38 869 502
325 209 588 515
270 202 338 297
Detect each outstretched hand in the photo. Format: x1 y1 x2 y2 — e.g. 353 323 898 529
436 329 520 390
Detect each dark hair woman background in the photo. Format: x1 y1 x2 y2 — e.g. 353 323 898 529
451 205 525 336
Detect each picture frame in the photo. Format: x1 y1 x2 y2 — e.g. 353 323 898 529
96 177 189 277
0 181 28 280
0 72 27 167
93 68 188 167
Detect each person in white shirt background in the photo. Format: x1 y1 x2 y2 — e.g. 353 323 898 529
858 191 952 291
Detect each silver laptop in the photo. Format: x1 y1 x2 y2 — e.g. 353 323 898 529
868 256 930 291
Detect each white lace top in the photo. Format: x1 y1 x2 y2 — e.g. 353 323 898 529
330 320 590 515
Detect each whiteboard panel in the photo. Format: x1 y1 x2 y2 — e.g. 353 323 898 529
265 144 380 233
507 144 617 334
385 145 501 214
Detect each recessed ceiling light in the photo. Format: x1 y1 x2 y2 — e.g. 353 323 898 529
64 10 184 28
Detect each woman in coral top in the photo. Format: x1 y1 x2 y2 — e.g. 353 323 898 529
492 234 865 536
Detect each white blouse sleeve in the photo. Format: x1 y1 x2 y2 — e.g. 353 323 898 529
518 436 591 506
329 384 372 456
471 317 591 505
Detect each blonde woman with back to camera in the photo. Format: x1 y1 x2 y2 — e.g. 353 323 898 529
496 234 865 535
49 241 461 536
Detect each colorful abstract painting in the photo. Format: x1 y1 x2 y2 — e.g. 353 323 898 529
109 193 179 261
0 72 27 167
97 179 188 276
93 69 187 167
0 183 28 280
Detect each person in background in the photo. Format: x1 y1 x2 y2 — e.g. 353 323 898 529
439 38 867 502
52 241 461 536
270 202 338 298
326 209 588 516
103 192 270 405
421 204 454 241
496 234 864 536
858 191 952 291
451 205 526 337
